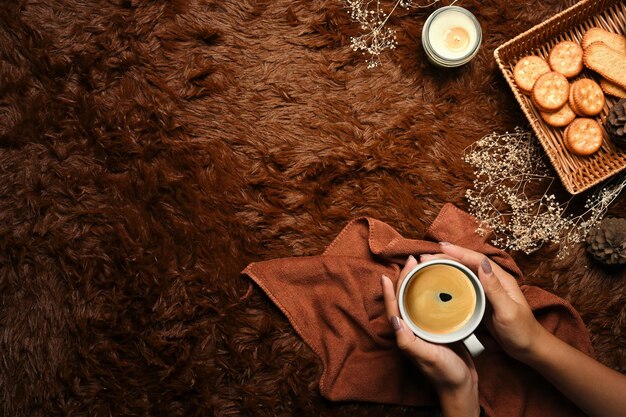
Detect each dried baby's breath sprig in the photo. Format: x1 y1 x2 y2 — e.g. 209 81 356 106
344 0 450 68
464 128 626 258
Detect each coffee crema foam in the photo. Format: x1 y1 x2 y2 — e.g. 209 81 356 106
404 264 476 335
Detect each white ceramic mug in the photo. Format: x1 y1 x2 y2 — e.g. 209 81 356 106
397 259 485 356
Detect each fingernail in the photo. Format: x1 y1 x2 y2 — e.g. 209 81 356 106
481 257 492 274
407 255 416 263
439 241 451 246
420 254 433 262
390 316 402 331
381 274 389 284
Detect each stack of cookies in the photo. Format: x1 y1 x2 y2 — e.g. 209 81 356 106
582 28 626 98
513 28 626 157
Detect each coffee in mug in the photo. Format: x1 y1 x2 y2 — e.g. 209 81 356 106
404 264 476 334
398 259 485 356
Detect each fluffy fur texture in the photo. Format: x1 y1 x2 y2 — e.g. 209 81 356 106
0 0 623 416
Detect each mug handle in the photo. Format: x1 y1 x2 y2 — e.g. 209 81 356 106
463 333 485 356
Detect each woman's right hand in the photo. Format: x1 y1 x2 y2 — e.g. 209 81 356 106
431 244 626 417
426 243 549 362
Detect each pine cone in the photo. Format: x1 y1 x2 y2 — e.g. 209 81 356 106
606 98 626 149
586 217 626 266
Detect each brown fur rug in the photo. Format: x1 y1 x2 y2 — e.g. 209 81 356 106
0 0 624 416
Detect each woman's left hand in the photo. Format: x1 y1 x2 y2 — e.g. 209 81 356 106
381 255 480 417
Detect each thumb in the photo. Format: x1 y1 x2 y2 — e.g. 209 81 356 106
479 257 514 314
390 316 432 360
390 316 416 351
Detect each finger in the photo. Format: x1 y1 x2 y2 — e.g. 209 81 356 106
389 315 438 364
383 273 444 364
381 274 401 319
440 243 506 275
421 251 518 301
440 243 518 288
398 255 419 282
479 256 526 305
395 255 419 299
419 253 459 263
478 257 517 314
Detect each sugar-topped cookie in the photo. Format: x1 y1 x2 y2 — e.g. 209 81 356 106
532 71 569 112
571 78 605 117
565 118 603 156
513 55 551 94
549 41 583 78
540 102 576 127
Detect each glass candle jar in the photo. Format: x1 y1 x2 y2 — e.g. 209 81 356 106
422 6 482 68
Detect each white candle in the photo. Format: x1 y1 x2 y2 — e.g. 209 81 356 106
422 6 482 67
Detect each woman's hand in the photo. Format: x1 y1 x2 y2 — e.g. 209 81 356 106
381 256 480 417
428 243 626 417
423 243 549 362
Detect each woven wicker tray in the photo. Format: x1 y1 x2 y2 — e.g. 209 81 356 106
494 0 626 195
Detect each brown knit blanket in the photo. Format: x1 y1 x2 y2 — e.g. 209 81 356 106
0 1 624 416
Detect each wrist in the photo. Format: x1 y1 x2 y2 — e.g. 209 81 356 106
437 379 480 417
513 323 553 365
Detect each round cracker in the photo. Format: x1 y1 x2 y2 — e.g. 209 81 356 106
532 71 570 112
548 41 584 78
571 78 605 116
540 102 576 127
513 55 551 94
600 78 626 99
565 118 603 156
569 86 584 116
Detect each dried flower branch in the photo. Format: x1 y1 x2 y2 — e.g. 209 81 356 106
464 128 626 258
344 0 451 68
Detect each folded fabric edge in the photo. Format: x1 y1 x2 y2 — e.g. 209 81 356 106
240 263 335 396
